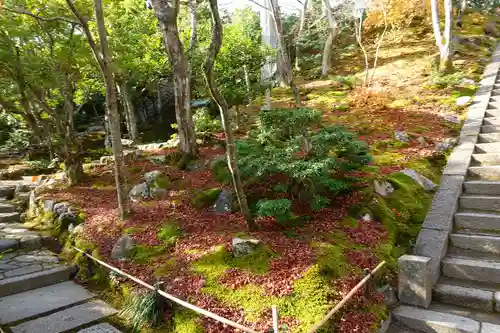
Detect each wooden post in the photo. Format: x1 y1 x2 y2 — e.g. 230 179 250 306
272 305 279 333
84 248 93 277
155 280 166 323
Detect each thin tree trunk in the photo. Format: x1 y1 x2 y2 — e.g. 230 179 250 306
355 17 369 86
151 0 198 157
370 1 388 84
243 64 252 105
188 0 197 53
269 0 300 107
430 0 454 73
321 0 338 77
295 0 308 70
94 0 130 218
457 0 466 27
117 82 132 137
121 81 139 142
204 0 255 230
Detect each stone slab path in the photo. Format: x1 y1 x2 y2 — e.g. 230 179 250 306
390 45 500 332
0 180 123 333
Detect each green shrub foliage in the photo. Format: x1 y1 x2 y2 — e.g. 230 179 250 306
237 108 371 215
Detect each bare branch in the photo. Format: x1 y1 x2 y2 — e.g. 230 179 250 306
248 0 270 11
3 6 80 25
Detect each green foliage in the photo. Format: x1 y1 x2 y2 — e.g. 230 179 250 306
428 72 466 89
26 159 58 172
210 158 231 184
237 108 371 211
172 309 204 333
120 290 164 332
314 242 351 278
256 199 292 222
191 188 222 209
157 221 182 246
193 107 222 134
131 245 165 263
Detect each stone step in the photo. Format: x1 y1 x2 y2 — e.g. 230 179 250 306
487 103 500 112
483 118 500 126
471 153 500 166
474 143 500 153
492 96 500 102
486 109 500 117
392 305 480 333
479 133 500 143
0 281 94 324
9 300 118 333
480 125 500 133
463 180 500 194
78 323 123 333
0 212 20 223
460 195 500 211
428 302 500 326
455 211 500 231
467 166 500 180
433 280 497 312
0 264 72 297
492 90 500 97
450 232 500 254
442 256 500 284
0 186 15 199
0 203 16 213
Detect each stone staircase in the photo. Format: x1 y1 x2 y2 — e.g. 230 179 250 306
391 47 500 332
0 181 123 333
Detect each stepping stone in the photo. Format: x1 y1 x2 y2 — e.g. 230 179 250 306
442 257 500 284
0 203 16 213
0 186 15 198
10 300 118 333
0 212 20 223
0 239 18 252
0 265 72 297
0 281 94 324
78 323 123 333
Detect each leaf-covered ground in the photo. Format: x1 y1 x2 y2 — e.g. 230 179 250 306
38 12 499 333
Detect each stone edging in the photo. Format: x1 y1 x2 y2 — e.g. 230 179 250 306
398 43 500 308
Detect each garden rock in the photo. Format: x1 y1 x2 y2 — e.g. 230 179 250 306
53 202 70 217
443 114 460 124
151 188 167 200
121 139 134 146
361 212 373 222
14 183 31 196
213 190 233 213
43 199 55 213
144 170 163 186
129 182 150 202
99 156 114 164
394 131 409 143
374 180 394 197
485 21 500 37
87 125 105 133
456 96 472 106
435 138 457 153
111 235 135 260
402 169 437 192
417 137 426 145
232 238 261 257
377 284 398 307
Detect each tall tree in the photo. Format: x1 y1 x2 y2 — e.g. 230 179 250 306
150 0 198 158
204 0 255 229
321 0 338 77
66 0 131 219
268 0 300 106
430 0 454 73
295 0 309 70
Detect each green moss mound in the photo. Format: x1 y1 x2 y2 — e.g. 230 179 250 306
191 188 222 209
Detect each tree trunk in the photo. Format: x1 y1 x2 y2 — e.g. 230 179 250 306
430 0 454 73
243 64 252 105
295 0 308 70
321 0 338 77
370 2 388 84
121 81 139 142
94 0 130 219
355 17 369 85
457 0 466 27
151 0 197 157
188 0 197 53
268 0 300 107
204 0 255 230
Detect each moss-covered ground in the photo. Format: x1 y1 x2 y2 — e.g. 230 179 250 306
34 11 499 333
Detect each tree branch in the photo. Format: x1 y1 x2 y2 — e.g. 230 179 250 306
248 0 270 11
3 6 80 24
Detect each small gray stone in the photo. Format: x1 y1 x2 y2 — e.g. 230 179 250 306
456 96 472 106
482 323 500 333
43 200 55 213
377 284 398 307
19 235 42 250
53 202 70 217
402 169 437 192
111 235 135 260
213 190 233 213
150 188 167 200
374 180 394 197
129 182 149 202
232 238 261 257
143 170 163 186
395 131 409 142
361 212 373 222
443 114 461 124
398 255 432 308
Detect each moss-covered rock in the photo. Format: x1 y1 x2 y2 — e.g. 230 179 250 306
191 188 222 209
